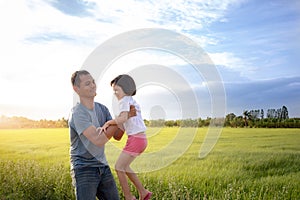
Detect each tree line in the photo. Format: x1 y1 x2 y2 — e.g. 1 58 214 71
1 105 299 129
146 105 300 128
224 105 299 128
0 116 68 129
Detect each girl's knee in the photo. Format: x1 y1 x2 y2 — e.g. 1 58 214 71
115 163 132 173
115 163 124 172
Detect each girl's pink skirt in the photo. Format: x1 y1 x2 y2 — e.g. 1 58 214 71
123 133 147 157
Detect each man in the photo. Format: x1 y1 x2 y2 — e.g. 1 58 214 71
69 70 134 200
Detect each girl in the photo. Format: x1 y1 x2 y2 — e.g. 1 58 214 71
102 74 152 200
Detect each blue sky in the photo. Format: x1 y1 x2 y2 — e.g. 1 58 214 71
0 0 299 120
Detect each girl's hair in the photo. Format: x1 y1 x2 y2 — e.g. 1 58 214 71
111 74 136 96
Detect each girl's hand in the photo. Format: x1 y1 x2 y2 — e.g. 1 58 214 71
101 119 116 133
101 123 110 133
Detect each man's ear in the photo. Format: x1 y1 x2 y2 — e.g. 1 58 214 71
73 85 80 94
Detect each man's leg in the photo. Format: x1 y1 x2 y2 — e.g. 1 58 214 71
96 166 120 200
72 167 99 200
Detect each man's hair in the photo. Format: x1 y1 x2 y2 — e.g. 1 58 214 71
71 70 90 86
110 74 136 96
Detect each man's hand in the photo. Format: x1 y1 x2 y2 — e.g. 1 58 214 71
128 105 137 118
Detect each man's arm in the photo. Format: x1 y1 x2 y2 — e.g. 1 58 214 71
82 126 108 147
83 126 119 147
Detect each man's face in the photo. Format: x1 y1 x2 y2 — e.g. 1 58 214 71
75 74 97 98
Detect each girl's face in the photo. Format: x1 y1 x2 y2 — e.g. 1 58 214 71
112 84 125 100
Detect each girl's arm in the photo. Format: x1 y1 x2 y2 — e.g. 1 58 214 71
115 111 129 124
102 111 128 132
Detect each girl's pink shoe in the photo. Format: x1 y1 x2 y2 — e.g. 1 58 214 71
143 192 152 200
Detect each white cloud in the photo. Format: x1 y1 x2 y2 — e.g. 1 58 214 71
208 52 244 69
1 0 279 119
208 52 258 78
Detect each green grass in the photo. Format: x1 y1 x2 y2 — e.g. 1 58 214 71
0 128 299 199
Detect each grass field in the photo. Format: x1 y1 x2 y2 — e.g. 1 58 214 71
0 128 299 199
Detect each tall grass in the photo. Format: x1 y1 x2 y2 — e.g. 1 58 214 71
0 128 299 199
0 160 73 200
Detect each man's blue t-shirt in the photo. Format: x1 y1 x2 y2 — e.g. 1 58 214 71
68 102 112 169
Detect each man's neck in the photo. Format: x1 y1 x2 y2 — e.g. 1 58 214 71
80 97 94 110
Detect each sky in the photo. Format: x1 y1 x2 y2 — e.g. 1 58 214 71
0 0 299 120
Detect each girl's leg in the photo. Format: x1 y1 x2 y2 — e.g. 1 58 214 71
115 152 136 200
126 171 151 200
115 152 151 200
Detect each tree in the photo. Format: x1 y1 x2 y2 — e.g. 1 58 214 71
225 113 236 127
243 110 249 127
260 109 264 119
267 109 276 118
281 105 289 120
